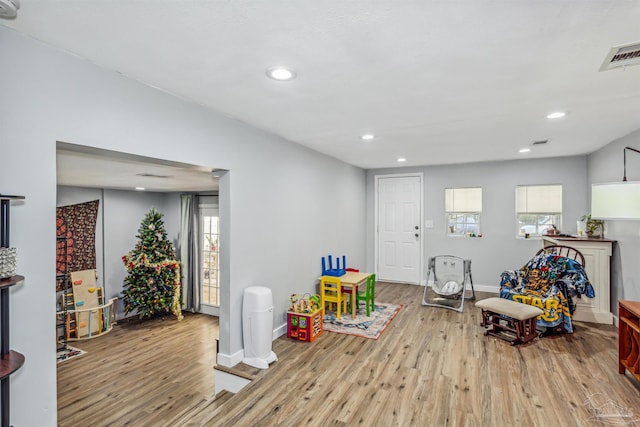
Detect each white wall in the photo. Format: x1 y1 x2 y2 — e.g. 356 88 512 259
0 26 365 426
366 156 588 289
162 192 183 251
588 128 640 312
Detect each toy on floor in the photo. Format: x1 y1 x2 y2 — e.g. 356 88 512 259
287 293 323 342
289 293 320 314
57 269 117 341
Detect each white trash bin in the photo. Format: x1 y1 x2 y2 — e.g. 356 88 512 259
242 286 278 369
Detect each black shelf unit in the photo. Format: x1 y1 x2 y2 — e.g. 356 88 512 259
0 195 25 427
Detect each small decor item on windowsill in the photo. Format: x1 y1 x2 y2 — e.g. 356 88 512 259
544 225 560 236
581 215 604 238
0 247 17 279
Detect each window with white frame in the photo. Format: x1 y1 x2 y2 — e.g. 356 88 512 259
445 187 482 236
516 185 562 237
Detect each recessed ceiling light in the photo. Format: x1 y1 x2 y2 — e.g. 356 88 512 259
546 111 566 119
519 148 531 153
266 66 296 81
135 187 145 191
397 157 407 163
361 134 375 141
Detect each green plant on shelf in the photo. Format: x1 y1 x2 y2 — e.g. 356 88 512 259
581 214 604 237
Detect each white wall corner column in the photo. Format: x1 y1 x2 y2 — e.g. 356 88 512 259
542 236 613 324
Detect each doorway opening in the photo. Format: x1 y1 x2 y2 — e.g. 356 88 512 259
56 141 225 317
55 142 230 424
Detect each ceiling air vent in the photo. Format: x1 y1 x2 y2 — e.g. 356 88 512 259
532 140 548 146
600 42 640 71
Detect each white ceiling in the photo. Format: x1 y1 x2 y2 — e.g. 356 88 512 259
4 1 640 175
56 144 219 193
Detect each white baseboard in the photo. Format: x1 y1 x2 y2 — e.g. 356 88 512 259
218 326 284 368
473 284 499 294
216 349 244 368
273 322 287 340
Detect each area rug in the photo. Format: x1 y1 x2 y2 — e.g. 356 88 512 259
323 302 402 339
56 345 86 364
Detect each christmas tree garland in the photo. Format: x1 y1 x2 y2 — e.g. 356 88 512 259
122 253 184 321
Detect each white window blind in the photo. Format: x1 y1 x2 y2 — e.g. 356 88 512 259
516 185 562 213
445 187 482 212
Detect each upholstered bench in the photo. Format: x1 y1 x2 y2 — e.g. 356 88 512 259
475 297 543 345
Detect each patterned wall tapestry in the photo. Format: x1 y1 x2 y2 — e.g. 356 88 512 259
56 200 99 291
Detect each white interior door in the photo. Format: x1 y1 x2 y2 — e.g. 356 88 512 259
376 175 422 284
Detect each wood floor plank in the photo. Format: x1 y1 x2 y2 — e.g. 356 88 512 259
58 283 640 426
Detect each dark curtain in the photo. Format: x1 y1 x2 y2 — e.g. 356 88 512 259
179 194 201 312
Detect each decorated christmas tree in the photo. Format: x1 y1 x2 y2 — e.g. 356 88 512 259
122 208 183 320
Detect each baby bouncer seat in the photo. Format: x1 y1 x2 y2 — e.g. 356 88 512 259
422 255 475 312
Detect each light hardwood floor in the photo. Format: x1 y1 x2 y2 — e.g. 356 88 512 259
58 282 640 426
57 311 219 426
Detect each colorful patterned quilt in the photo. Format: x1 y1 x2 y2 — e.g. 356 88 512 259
499 253 595 333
